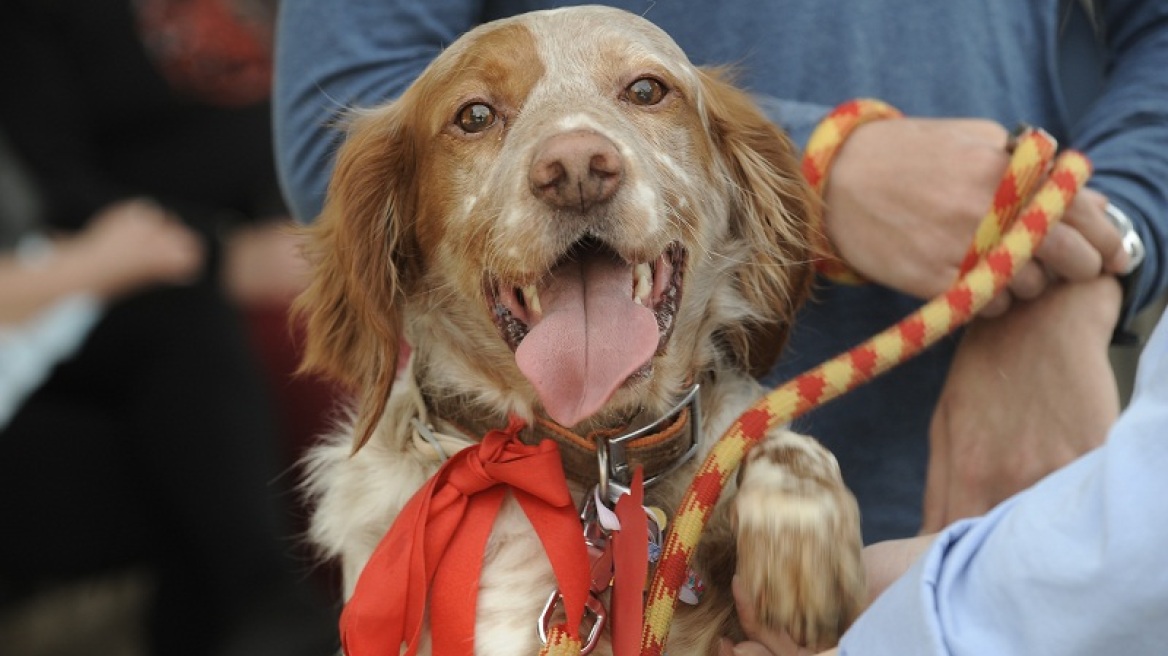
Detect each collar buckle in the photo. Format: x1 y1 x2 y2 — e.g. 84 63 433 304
596 383 701 502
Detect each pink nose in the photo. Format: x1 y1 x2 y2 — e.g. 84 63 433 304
528 130 623 212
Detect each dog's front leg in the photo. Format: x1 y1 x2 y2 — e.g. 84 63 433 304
732 429 865 650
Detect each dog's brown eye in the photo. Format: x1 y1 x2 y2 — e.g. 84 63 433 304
456 102 497 133
626 77 667 106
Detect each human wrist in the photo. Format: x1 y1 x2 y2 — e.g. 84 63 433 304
801 99 902 282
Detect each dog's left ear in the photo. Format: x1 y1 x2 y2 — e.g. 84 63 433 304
294 102 419 452
699 67 819 377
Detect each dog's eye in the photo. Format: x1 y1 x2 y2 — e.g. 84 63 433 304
625 77 667 106
456 102 497 133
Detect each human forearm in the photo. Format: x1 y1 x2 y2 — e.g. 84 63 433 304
0 200 203 324
842 306 1168 655
923 277 1121 530
0 242 102 324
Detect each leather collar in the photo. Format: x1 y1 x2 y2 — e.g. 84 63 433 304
423 384 701 490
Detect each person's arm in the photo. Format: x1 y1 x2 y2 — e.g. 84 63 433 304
844 308 1168 655
920 0 1168 531
724 308 1168 656
922 277 1121 530
1070 0 1168 325
273 0 483 223
0 199 202 324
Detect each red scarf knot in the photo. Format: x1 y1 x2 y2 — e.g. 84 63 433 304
340 416 590 656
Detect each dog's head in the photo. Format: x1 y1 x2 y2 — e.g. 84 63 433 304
296 7 818 449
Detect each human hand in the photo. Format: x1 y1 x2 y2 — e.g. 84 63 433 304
824 117 1011 298
73 198 204 300
922 276 1121 532
222 220 311 306
717 576 838 656
717 534 938 656
823 119 1129 315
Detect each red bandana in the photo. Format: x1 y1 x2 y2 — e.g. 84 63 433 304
340 416 591 656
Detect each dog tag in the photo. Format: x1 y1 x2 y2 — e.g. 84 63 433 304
588 537 614 593
645 507 664 564
678 569 706 605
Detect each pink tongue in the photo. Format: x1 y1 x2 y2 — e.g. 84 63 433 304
515 252 658 427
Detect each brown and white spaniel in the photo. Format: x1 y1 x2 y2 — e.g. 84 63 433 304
297 6 864 655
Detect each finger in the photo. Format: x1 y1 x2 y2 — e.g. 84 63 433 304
1006 261 1050 301
1034 223 1103 282
1063 188 1129 274
977 289 1012 318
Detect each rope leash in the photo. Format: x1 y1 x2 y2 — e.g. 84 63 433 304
534 99 1090 656
637 102 1088 656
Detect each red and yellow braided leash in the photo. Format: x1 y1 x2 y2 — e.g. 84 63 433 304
540 99 1090 656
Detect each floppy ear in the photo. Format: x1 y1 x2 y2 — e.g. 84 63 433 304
699 67 819 377
294 104 418 452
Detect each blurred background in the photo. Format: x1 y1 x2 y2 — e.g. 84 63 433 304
0 0 342 654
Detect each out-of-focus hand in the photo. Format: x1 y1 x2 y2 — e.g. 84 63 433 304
922 276 1121 532
75 198 204 299
823 119 1130 316
222 220 311 306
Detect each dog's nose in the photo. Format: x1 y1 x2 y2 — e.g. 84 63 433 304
529 130 623 212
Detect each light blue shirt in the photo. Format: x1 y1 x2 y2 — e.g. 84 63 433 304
841 306 1168 654
0 295 100 429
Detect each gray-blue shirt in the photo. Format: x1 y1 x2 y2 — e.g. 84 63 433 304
273 0 1168 541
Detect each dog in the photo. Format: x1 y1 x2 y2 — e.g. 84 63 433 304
297 6 864 655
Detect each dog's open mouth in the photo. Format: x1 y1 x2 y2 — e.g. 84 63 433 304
488 237 686 426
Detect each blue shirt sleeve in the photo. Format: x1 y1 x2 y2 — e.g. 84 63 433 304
751 95 832 152
273 0 482 223
839 306 1168 655
1067 1 1168 319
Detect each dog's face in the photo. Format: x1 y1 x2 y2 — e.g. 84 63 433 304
297 7 817 448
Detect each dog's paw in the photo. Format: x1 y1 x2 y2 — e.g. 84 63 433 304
732 430 865 650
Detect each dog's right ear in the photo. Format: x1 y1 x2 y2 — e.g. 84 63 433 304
294 103 418 452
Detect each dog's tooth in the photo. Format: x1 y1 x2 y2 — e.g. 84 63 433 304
634 262 652 304
523 284 542 318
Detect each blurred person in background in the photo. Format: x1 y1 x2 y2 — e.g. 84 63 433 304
0 0 338 654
